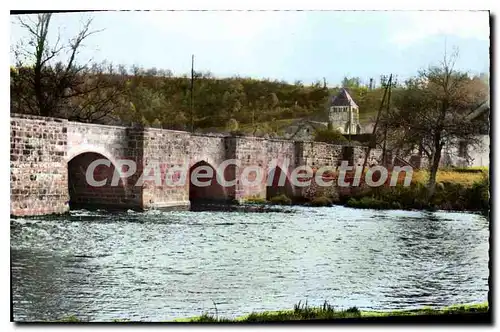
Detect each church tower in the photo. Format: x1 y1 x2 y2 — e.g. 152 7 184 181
328 88 361 134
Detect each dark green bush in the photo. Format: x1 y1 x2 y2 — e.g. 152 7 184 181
313 128 347 144
346 196 390 209
465 176 490 212
354 174 490 212
269 194 292 205
310 196 332 207
345 307 360 314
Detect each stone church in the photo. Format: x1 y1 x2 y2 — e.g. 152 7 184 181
284 88 362 140
328 88 362 135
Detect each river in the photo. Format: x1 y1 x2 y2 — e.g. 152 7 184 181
10 206 489 322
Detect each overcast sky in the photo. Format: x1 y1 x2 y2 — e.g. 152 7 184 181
10 10 490 86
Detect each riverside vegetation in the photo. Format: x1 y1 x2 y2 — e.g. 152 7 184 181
345 167 489 213
55 302 488 323
246 168 489 213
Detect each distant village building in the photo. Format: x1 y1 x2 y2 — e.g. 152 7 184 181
284 120 327 141
284 88 363 140
441 99 490 168
328 88 362 135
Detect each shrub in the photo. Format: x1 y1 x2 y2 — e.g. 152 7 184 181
465 175 490 212
377 182 428 210
310 196 332 207
313 128 347 144
345 307 360 314
151 118 162 128
269 194 292 205
346 196 390 209
225 118 239 132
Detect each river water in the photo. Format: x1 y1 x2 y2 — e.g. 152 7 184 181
11 206 489 322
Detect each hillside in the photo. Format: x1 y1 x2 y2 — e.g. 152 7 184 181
11 67 386 135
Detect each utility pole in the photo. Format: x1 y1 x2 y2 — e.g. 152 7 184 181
190 54 195 132
348 105 352 144
381 80 392 165
362 74 392 170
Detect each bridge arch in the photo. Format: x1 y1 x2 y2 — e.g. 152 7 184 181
67 151 128 210
188 160 228 205
266 166 295 200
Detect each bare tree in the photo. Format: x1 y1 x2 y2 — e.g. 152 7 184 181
387 48 488 198
11 13 126 123
63 61 128 123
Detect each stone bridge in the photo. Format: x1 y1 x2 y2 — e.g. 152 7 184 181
10 114 383 216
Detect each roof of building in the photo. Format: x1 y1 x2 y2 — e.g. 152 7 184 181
330 88 359 108
288 120 327 140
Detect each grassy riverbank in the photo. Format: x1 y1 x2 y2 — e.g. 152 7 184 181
252 168 489 213
179 302 488 323
345 168 489 213
54 301 488 323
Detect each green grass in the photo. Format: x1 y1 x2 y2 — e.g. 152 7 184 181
242 196 267 204
57 315 81 322
52 302 488 323
180 301 488 323
440 166 489 173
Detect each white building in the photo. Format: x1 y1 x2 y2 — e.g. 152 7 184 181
441 100 490 168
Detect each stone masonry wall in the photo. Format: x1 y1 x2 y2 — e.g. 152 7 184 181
11 113 395 216
232 137 269 200
141 128 191 209
266 140 297 199
297 141 344 167
11 115 69 216
353 146 384 167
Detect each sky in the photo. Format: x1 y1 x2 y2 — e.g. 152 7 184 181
10 10 490 86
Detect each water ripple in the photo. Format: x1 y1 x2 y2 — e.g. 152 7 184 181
10 206 489 322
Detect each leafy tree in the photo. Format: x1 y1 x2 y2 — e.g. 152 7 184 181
341 76 361 88
387 48 488 198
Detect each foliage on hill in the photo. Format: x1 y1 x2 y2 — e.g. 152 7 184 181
9 40 386 137
313 128 348 144
11 63 389 133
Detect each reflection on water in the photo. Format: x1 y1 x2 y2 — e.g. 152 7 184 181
11 206 489 322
